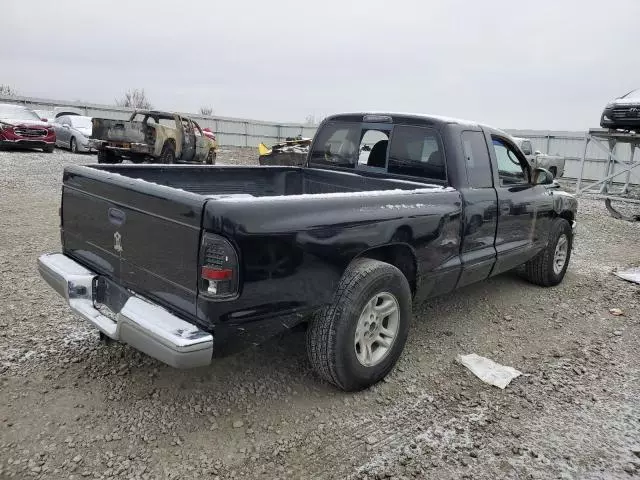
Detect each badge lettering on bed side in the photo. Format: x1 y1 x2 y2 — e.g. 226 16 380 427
114 231 123 253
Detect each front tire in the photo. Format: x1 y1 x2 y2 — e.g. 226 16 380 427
523 218 572 286
43 145 54 153
549 166 557 178
70 137 78 154
306 258 412 391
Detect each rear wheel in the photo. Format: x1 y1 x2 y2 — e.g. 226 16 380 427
306 258 412 391
97 149 120 164
70 137 78 154
549 166 557 178
205 149 216 165
522 218 572 286
159 142 176 164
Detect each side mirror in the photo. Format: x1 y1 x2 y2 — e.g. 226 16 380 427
533 167 554 185
41 118 48 122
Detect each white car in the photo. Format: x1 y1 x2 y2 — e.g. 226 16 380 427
53 115 95 153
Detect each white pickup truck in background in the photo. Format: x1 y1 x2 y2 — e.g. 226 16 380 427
512 136 566 178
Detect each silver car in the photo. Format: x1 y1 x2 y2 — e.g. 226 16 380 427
53 115 95 153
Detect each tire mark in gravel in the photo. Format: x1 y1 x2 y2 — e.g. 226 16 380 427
284 391 463 479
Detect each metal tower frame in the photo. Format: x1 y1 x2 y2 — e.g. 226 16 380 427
575 129 640 221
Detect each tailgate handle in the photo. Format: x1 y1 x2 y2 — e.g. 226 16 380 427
108 208 126 226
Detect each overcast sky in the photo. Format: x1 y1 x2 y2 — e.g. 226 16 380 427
2 0 639 130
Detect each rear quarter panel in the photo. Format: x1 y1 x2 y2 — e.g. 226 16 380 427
152 125 179 156
199 188 462 354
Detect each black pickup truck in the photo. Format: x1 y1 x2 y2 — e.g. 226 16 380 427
38 112 577 391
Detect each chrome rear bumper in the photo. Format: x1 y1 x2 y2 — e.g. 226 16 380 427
37 253 213 368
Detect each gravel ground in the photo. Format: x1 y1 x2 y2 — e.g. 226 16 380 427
1 148 639 480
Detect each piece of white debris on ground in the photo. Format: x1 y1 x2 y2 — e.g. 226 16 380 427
613 266 640 285
456 353 522 389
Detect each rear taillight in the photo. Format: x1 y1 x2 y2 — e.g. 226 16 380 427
199 233 239 299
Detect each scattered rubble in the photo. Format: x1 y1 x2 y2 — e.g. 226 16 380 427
258 136 311 166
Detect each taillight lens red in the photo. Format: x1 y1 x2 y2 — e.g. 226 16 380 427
201 267 233 281
199 233 239 299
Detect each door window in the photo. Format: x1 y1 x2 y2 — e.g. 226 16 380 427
492 138 528 186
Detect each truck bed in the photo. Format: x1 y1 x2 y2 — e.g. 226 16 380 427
86 164 437 196
92 119 149 144
61 164 455 341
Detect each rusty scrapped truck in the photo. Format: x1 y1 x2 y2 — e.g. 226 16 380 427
91 110 218 164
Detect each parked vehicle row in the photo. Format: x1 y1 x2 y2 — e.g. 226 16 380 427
0 103 219 164
38 111 577 391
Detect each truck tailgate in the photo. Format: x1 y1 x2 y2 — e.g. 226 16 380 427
92 119 146 144
61 165 206 319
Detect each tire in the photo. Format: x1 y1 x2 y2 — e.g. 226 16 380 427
205 149 216 165
97 149 120 164
522 218 572 287
70 137 78 154
159 142 176 164
43 145 54 153
549 166 557 178
306 258 412 391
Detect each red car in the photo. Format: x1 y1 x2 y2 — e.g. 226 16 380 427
202 127 216 141
0 103 56 152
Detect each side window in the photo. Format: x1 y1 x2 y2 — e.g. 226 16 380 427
521 140 532 155
461 131 493 188
492 138 528 186
388 125 445 180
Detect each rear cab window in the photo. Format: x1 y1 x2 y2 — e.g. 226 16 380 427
461 130 493 188
309 118 446 183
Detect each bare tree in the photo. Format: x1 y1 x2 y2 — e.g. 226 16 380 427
304 114 316 126
199 106 213 116
0 84 17 96
115 89 152 109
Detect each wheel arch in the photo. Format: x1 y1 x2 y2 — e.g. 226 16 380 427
354 242 418 296
162 138 176 151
